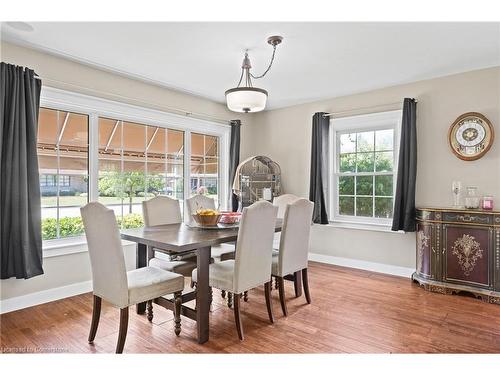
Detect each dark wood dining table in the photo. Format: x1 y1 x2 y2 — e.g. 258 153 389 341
120 220 282 344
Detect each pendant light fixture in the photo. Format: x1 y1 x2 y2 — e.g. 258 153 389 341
225 36 283 113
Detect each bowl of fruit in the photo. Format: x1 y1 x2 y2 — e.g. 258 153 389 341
192 209 222 227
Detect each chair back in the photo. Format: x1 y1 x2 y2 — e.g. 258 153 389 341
233 201 278 294
142 195 182 226
186 195 216 225
80 202 128 307
273 194 300 219
278 199 314 276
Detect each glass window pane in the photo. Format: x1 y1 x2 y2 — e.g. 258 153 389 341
356 152 374 172
375 197 393 218
375 129 393 151
375 175 393 196
38 108 89 240
190 133 220 207
339 196 354 216
356 197 373 217
356 131 374 152
356 176 373 196
339 153 355 173
375 151 393 172
339 133 356 153
338 176 354 195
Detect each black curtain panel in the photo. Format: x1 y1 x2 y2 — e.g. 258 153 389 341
228 119 241 212
0 62 43 279
392 98 418 232
309 112 329 224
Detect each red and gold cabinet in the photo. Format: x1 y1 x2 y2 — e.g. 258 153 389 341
413 208 500 304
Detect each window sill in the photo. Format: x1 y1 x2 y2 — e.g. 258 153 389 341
42 237 136 258
320 221 405 234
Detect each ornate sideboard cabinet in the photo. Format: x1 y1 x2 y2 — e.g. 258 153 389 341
413 207 500 304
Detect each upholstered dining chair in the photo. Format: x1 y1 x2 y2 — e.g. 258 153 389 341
271 198 314 316
272 194 300 249
81 202 184 353
186 194 235 262
191 200 278 340
142 196 198 278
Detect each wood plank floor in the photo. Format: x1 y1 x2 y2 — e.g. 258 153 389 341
1 262 499 353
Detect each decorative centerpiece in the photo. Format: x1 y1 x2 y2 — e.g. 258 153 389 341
219 211 242 224
192 209 222 227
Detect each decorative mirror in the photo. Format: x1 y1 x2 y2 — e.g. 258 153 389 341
448 112 494 161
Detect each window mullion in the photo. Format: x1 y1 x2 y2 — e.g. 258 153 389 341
89 113 99 202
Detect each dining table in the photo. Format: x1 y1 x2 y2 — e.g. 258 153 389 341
120 219 282 344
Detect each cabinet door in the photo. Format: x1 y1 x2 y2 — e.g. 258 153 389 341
443 225 492 288
416 222 433 278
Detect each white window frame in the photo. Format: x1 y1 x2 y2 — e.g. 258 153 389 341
40 87 230 250
328 110 402 228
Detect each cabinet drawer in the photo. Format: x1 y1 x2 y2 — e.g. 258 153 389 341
443 212 492 225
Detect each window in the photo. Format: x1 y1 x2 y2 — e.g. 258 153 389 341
330 110 401 226
98 118 186 227
38 87 230 245
190 133 220 207
38 108 89 240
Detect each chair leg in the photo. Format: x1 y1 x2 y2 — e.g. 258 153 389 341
277 276 288 316
88 295 101 343
221 290 226 299
147 300 153 322
174 292 182 336
302 268 311 304
233 293 244 340
274 276 279 290
243 291 248 302
293 270 302 298
264 282 274 323
116 307 129 354
227 292 233 308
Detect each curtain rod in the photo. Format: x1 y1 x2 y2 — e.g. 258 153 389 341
33 74 234 125
323 99 418 117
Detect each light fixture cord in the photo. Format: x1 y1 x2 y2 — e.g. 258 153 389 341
250 44 277 79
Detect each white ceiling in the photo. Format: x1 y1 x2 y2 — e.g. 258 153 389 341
2 22 499 109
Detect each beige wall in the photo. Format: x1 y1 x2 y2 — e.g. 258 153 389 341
0 41 256 303
247 67 500 268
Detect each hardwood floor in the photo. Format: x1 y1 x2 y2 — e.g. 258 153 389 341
1 262 499 353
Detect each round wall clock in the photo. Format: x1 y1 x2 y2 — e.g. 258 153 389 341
448 112 494 161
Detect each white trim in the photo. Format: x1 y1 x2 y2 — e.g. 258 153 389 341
308 252 414 278
0 280 92 314
324 221 404 234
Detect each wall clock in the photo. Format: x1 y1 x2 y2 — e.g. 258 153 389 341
448 112 494 161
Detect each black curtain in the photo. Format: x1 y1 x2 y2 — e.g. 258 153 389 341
309 112 329 224
392 98 417 232
1 62 43 279
228 120 241 212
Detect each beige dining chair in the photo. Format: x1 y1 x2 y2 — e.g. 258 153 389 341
191 200 278 340
142 196 198 278
272 194 300 249
186 194 235 262
81 202 184 353
271 198 314 316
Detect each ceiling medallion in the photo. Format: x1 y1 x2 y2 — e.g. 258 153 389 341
225 36 283 113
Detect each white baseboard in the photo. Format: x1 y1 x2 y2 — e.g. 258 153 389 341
0 280 92 314
308 252 415 278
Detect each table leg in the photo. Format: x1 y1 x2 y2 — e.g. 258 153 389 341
294 270 303 298
196 246 211 344
136 243 147 314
